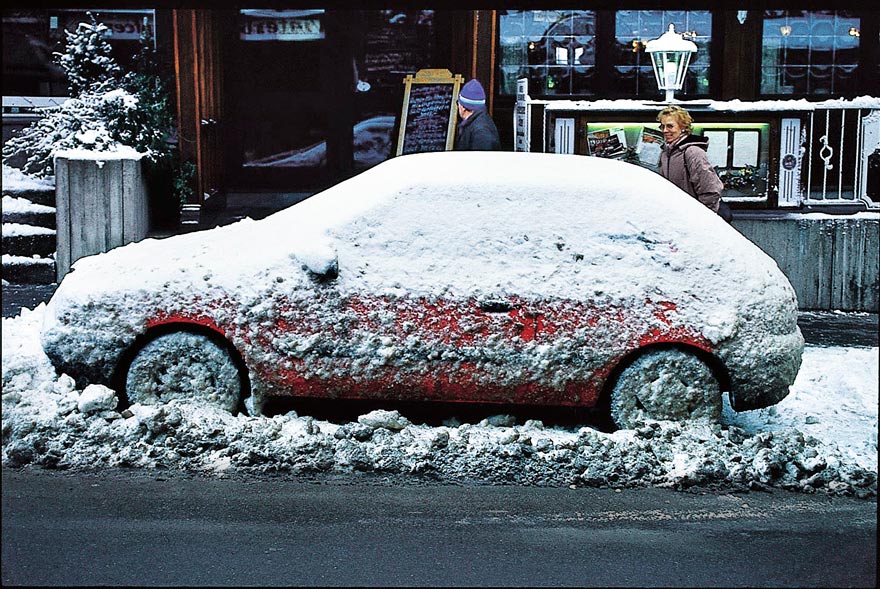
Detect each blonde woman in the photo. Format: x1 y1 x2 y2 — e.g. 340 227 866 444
657 105 730 221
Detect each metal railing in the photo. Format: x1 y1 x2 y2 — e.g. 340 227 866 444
804 106 878 207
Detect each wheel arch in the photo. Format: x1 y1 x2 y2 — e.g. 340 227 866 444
111 321 252 412
600 342 732 407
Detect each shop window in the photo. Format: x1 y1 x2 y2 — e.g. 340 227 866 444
760 10 861 96
613 10 712 99
231 10 440 178
2 11 67 96
354 10 438 170
2 9 154 97
235 10 327 170
497 10 597 96
693 123 770 200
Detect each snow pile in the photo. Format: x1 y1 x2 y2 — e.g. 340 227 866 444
4 304 877 497
542 96 880 112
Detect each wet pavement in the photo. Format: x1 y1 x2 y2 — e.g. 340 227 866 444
2 282 877 347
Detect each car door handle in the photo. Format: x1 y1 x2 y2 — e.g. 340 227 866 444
479 300 519 313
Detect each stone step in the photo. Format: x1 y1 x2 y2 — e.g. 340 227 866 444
1 255 56 284
2 209 56 229
6 188 55 207
2 229 57 258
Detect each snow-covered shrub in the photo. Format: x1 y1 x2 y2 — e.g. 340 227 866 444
54 13 121 97
1 12 194 212
2 88 150 177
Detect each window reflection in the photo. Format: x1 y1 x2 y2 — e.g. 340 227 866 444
761 10 860 96
613 10 712 98
497 10 596 96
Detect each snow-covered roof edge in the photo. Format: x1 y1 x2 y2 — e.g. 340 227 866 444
539 96 880 112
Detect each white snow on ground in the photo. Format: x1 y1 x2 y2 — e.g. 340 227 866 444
1 195 55 214
1 223 55 237
3 304 877 497
1 164 55 192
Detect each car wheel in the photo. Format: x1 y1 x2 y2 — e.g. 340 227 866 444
610 348 722 429
124 331 244 413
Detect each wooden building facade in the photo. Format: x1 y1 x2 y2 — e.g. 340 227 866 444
3 8 878 219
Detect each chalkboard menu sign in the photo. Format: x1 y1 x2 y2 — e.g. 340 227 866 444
396 69 463 156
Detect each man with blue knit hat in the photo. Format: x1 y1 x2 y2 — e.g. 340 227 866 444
455 78 501 151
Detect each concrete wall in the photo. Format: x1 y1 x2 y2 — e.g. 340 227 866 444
55 156 149 281
732 213 880 312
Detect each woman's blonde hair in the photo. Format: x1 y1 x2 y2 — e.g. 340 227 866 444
657 105 693 134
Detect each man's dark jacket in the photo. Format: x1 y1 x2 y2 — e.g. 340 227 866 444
455 109 501 151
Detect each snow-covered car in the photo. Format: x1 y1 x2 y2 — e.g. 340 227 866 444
41 152 804 428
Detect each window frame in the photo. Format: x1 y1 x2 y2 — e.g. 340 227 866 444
756 9 866 99
495 9 719 101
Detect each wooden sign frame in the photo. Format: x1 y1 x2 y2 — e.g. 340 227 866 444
395 68 464 156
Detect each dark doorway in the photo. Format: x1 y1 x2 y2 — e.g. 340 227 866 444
224 9 450 193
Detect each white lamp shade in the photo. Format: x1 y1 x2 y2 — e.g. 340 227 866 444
646 24 697 97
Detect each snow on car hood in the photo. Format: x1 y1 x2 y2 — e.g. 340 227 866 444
48 151 794 313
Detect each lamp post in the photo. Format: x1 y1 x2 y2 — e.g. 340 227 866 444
645 24 697 102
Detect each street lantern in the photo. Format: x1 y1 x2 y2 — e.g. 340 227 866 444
645 24 697 102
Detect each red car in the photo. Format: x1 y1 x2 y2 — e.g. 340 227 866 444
41 152 804 428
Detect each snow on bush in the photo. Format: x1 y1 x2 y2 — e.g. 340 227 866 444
3 304 877 498
1 13 172 178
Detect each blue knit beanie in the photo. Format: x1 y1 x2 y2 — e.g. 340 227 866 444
458 78 486 111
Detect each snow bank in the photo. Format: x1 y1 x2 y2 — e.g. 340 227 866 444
4 305 876 497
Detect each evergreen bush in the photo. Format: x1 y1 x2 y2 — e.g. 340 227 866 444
1 12 194 218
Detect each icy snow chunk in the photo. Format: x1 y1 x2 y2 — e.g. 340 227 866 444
77 384 118 414
358 409 411 431
293 238 338 278
701 310 737 344
53 374 77 395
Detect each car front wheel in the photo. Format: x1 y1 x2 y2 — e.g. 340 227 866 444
124 331 244 413
610 348 722 429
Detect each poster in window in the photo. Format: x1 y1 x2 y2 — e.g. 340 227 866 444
732 130 760 168
636 127 664 166
587 127 627 159
704 130 729 168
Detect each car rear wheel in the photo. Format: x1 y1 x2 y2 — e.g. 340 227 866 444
610 348 722 429
124 331 244 413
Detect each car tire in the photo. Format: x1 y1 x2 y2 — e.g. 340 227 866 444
124 331 244 413
610 348 722 430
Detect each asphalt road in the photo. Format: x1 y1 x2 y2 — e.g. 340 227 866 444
2 467 876 587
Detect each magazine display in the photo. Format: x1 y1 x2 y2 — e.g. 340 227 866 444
636 127 665 167
586 128 627 159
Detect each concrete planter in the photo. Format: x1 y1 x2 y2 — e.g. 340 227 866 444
54 153 149 281
733 212 880 312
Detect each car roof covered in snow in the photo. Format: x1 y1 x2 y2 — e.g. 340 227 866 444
53 151 786 317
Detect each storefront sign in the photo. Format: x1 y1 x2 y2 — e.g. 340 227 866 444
102 16 152 41
59 11 154 41
240 10 324 41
